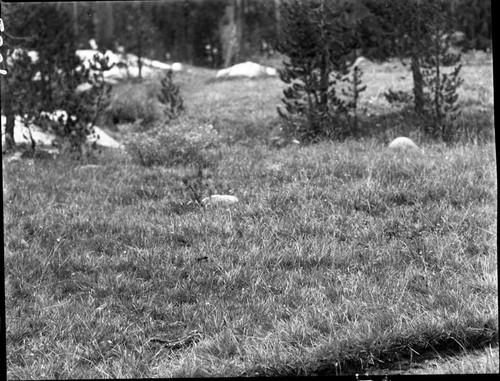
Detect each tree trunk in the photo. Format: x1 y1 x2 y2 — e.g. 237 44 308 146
235 0 244 59
135 3 146 80
73 2 79 40
174 1 191 64
3 87 16 151
220 0 242 68
184 4 195 65
275 0 281 41
94 2 114 50
137 28 143 80
104 2 114 49
409 3 425 116
410 51 424 114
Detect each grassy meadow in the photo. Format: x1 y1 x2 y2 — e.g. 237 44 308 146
3 51 497 378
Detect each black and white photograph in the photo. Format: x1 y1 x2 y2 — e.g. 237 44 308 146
1 0 496 377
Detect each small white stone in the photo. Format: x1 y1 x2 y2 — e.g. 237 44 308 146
388 137 419 150
265 67 278 76
201 195 239 206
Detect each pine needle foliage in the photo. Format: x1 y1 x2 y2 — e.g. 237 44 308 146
419 8 464 141
366 0 464 141
341 60 367 132
61 52 114 155
157 69 185 122
0 3 113 156
275 0 367 143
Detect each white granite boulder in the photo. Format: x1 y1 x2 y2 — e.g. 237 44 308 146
1 115 123 149
388 137 419 150
216 61 277 78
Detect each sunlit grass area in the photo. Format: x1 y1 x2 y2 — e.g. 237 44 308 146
3 50 497 378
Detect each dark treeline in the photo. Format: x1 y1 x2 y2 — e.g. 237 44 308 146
55 0 490 69
56 0 278 68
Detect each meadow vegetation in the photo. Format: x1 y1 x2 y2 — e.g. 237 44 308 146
3 51 497 378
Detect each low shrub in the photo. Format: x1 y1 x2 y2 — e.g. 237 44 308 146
124 120 221 168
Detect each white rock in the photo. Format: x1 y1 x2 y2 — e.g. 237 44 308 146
171 62 183 71
201 195 239 206
148 60 171 70
101 65 126 79
118 65 154 79
76 49 120 66
1 116 57 146
216 61 278 78
1 115 123 149
388 137 419 150
353 56 366 67
89 39 98 50
76 49 101 62
265 67 278 76
87 126 123 149
75 82 93 93
18 49 174 81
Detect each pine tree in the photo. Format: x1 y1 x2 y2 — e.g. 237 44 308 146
419 8 463 140
0 3 113 155
275 0 368 142
157 70 185 121
341 58 367 133
364 0 463 140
